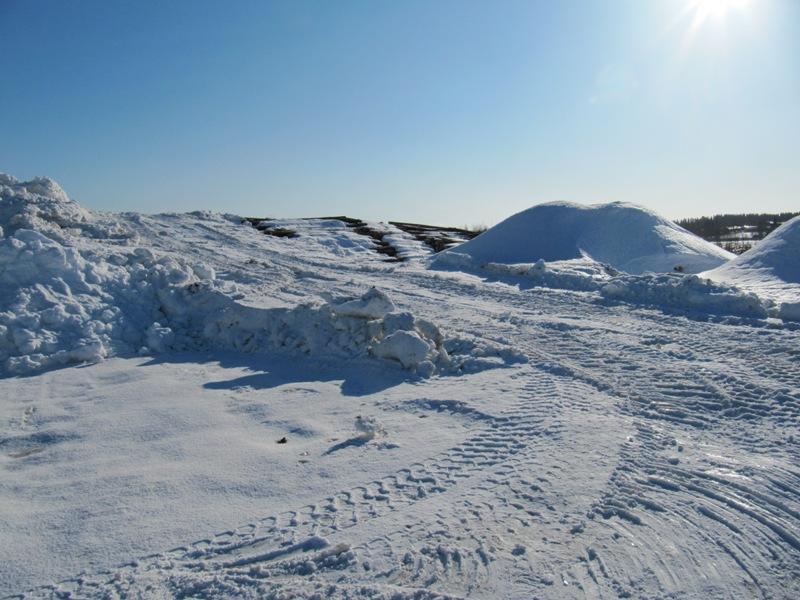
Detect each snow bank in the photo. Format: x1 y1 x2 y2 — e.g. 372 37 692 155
161 284 518 376
1 174 519 376
433 250 773 320
439 201 732 275
704 216 800 309
0 227 214 374
600 274 770 319
432 252 613 292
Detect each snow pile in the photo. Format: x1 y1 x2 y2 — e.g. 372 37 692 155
436 201 732 275
354 415 385 441
0 229 214 374
433 252 614 292
429 202 782 319
0 174 129 240
1 174 517 375
704 216 800 310
434 246 773 319
0 176 204 373
600 274 770 319
161 285 519 376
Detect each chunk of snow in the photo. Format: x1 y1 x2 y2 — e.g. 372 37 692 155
382 311 416 334
778 301 800 322
145 323 175 352
192 263 216 281
371 329 432 369
329 287 395 319
354 415 385 441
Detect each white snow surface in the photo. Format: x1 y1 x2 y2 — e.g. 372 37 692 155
2 175 800 599
430 203 794 321
438 201 733 275
0 177 515 376
704 215 800 307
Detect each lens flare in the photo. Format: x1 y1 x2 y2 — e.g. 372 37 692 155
688 0 751 25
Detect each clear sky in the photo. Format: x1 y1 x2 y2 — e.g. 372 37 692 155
1 0 798 226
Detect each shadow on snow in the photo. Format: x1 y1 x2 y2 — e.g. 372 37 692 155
138 350 411 397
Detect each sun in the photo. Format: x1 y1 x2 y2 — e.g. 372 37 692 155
687 0 751 25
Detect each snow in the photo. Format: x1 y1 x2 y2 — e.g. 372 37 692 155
437 201 733 275
429 203 784 320
0 180 514 376
330 287 396 319
599 273 769 319
704 215 800 308
2 175 800 599
372 329 433 370
353 415 386 441
433 253 615 292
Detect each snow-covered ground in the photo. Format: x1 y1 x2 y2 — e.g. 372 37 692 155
1 176 799 599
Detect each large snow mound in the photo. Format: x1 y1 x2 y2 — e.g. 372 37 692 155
704 215 800 305
439 201 733 275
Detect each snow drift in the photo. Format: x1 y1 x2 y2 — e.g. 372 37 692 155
704 216 800 308
0 175 518 375
432 249 772 320
437 201 732 275
600 274 768 319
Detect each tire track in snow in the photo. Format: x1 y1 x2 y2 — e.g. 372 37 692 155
17 369 572 599
392 271 800 598
407 277 800 598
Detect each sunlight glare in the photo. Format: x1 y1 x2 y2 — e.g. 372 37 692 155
688 0 751 25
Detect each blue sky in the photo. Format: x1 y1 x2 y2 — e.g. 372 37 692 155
1 0 798 225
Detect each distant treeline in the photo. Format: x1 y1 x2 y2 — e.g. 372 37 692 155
676 212 799 254
677 212 799 239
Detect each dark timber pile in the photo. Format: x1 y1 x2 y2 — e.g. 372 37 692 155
243 216 483 259
242 218 298 239
389 221 480 253
321 216 401 261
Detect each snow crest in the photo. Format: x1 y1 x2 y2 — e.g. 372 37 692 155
0 174 128 240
